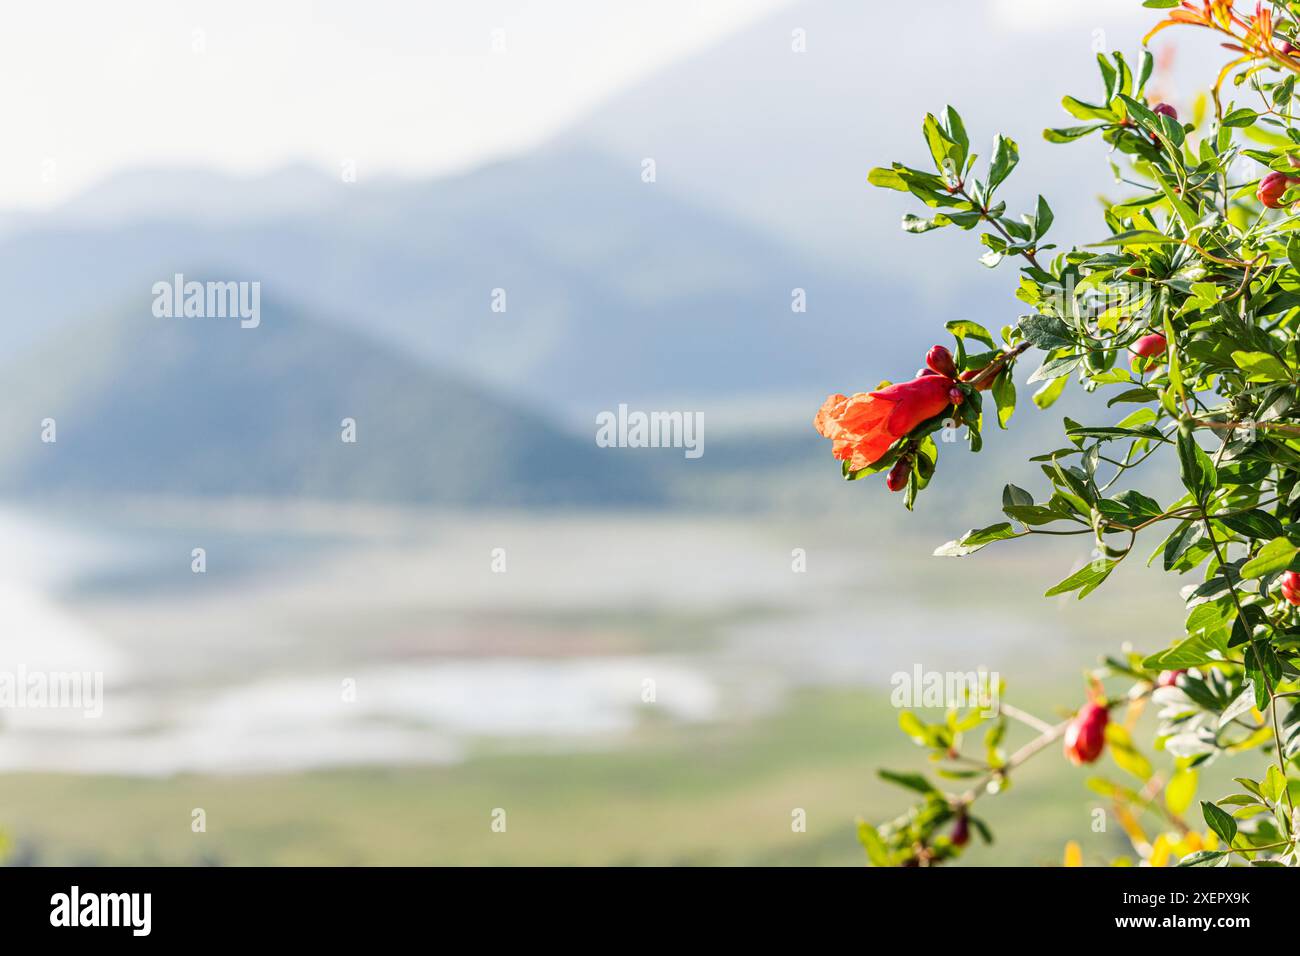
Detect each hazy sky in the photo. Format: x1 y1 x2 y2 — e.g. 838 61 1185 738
2 0 1147 210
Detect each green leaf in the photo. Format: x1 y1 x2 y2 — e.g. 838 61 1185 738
1178 850 1228 867
1142 630 1228 669
1086 229 1180 247
945 320 996 348
1045 560 1114 599
1222 107 1258 127
1240 537 1300 579
992 370 1015 428
1033 375 1068 409
1176 431 1217 503
1002 484 1033 508
1216 509 1284 541
857 820 890 867
1231 350 1292 383
1018 314 1074 350
877 768 938 796
1201 801 1238 845
987 134 1019 193
868 167 909 191
933 522 1018 557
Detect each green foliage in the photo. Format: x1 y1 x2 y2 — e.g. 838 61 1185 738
854 2 1300 867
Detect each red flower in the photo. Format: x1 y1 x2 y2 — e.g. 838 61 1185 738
1063 701 1108 765
814 374 955 471
1258 170 1296 208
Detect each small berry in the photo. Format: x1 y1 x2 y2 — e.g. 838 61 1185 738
1152 102 1178 121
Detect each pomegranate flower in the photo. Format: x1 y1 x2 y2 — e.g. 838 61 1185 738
814 374 955 472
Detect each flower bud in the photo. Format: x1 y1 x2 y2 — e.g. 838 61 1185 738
1130 332 1167 359
948 387 964 406
1151 102 1178 121
1156 669 1185 688
1258 170 1297 208
951 812 970 847
1281 39 1297 56
885 457 910 493
1063 701 1108 765
1281 570 1300 606
926 345 958 379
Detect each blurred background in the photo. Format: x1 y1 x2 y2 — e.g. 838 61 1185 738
0 0 1238 864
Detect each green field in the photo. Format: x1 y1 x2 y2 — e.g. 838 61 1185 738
0 684 1249 866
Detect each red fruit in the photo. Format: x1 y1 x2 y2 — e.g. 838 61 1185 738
1063 701 1108 765
926 345 958 379
951 813 970 847
1152 102 1178 121
1258 170 1297 208
885 457 910 493
1157 669 1185 688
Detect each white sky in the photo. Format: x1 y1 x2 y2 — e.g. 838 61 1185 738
0 0 793 209
0 0 1149 210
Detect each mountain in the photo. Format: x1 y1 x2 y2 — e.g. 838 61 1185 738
0 293 665 506
0 148 937 424
564 0 1202 280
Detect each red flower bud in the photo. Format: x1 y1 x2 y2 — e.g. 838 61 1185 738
1281 570 1300 606
948 387 964 405
885 457 910 493
1152 102 1178 121
1157 669 1185 688
1258 170 1297 208
926 345 958 379
959 369 995 392
1130 332 1167 359
1063 701 1108 765
951 812 970 847
1281 39 1296 56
